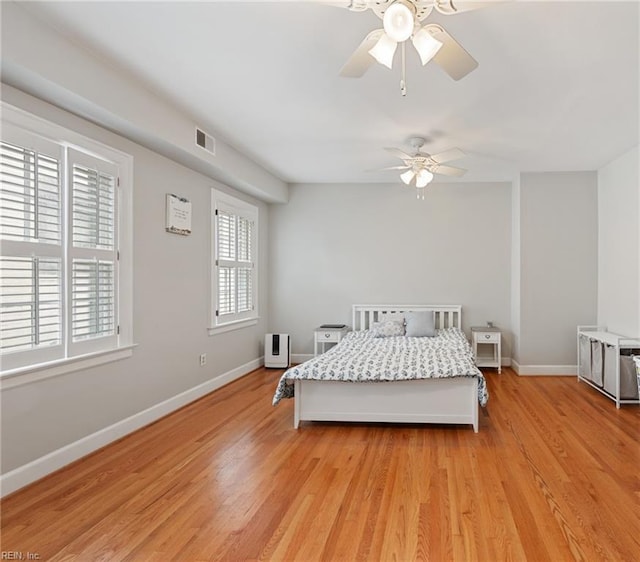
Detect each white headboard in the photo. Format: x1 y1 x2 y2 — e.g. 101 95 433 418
352 304 462 331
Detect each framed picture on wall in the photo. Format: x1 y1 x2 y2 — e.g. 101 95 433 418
166 193 192 235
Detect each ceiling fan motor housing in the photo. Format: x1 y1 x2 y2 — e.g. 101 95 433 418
409 136 427 151
372 0 434 23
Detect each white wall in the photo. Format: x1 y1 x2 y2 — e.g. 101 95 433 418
0 88 270 478
269 182 512 358
0 1 288 204
517 172 598 369
597 145 640 337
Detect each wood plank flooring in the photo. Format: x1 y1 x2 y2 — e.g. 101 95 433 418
1 368 639 561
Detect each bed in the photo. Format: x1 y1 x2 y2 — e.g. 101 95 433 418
273 304 487 432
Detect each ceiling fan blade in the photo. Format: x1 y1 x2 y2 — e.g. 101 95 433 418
425 24 478 81
430 147 465 163
339 29 383 77
384 147 414 160
431 164 467 177
375 165 411 171
434 0 509 15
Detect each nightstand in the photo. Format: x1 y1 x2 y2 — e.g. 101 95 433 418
314 326 350 356
471 327 502 373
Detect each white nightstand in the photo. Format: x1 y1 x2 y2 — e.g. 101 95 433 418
314 326 350 356
471 327 502 373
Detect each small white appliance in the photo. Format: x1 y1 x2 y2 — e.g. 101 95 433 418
264 333 291 368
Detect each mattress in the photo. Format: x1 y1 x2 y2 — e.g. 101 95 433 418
273 327 488 407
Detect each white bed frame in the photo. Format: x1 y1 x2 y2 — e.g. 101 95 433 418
293 304 480 432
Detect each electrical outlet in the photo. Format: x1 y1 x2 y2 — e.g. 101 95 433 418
199 353 207 367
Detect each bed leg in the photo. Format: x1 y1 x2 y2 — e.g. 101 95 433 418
472 381 479 432
294 380 301 429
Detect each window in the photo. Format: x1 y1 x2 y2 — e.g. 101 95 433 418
1 105 133 378
210 189 258 333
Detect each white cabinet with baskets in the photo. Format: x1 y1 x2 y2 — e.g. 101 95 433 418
577 326 640 408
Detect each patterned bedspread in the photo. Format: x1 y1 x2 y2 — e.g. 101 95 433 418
273 327 489 407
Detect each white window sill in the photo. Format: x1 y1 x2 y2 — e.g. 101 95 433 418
0 345 138 391
208 317 259 336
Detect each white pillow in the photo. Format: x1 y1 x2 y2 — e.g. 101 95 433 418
377 312 405 325
405 311 436 337
371 320 405 338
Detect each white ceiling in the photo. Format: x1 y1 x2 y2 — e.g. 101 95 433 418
21 0 640 184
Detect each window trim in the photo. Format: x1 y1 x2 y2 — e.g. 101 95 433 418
0 345 137 390
209 188 258 335
0 102 134 385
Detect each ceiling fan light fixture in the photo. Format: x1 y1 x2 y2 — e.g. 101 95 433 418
400 169 415 185
383 1 415 43
368 33 398 69
415 168 434 188
412 27 443 65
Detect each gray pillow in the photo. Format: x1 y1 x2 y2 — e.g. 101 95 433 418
404 311 436 337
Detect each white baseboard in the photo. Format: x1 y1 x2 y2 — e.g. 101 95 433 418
512 359 577 376
291 353 313 363
0 357 263 498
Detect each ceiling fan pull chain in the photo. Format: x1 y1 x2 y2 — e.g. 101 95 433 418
400 42 407 96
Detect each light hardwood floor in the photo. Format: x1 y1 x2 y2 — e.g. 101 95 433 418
1 367 639 561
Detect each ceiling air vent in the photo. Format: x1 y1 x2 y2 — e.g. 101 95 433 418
195 127 215 155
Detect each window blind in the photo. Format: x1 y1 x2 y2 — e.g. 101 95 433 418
0 110 130 375
72 164 115 250
0 136 63 359
216 214 254 316
237 217 252 262
218 266 235 316
0 140 61 244
0 256 62 352
217 210 235 261
68 150 118 346
71 259 115 341
237 267 252 313
212 191 258 327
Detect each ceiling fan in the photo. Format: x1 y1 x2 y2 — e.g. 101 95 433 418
376 137 467 198
337 0 504 93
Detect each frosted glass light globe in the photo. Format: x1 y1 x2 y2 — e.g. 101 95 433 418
383 1 414 43
368 34 398 69
416 169 434 188
400 169 415 185
412 27 443 65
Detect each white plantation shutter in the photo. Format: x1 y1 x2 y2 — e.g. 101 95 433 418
0 140 61 244
237 267 252 313
68 148 118 355
72 164 116 250
217 266 234 316
0 128 65 368
1 107 133 378
71 259 115 340
212 190 258 327
0 257 62 352
217 210 235 261
237 217 252 262
236 217 253 314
